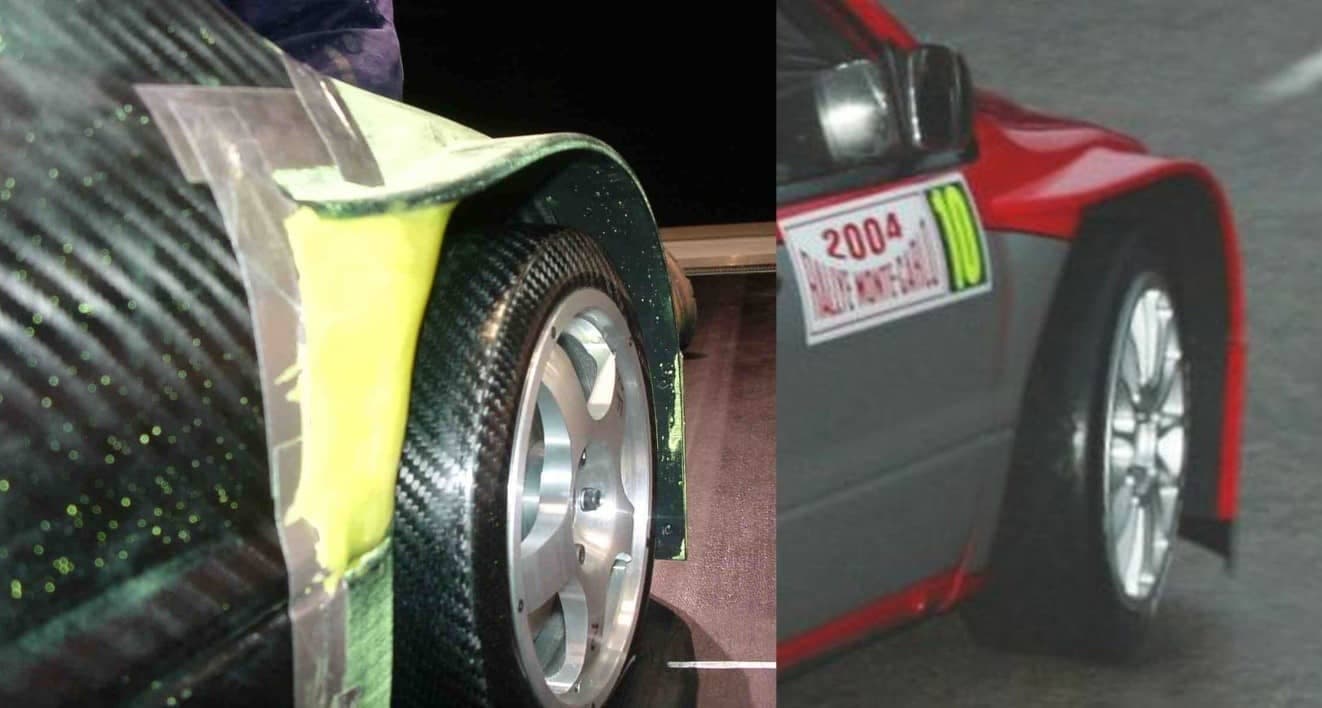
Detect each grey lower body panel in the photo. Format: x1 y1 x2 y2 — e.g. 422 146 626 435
777 430 1014 639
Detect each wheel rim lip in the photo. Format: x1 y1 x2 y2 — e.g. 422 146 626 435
506 287 653 707
1101 272 1187 607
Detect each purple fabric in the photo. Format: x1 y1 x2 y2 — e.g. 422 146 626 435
217 0 403 100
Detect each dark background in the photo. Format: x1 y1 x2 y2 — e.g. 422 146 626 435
393 3 765 227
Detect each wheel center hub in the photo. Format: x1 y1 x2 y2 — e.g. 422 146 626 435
1129 418 1160 496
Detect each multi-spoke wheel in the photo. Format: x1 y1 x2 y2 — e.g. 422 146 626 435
1103 277 1187 605
963 224 1195 661
393 225 658 707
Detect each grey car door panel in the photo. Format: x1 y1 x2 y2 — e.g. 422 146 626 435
777 227 1068 638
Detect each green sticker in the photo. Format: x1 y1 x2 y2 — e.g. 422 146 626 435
926 182 988 292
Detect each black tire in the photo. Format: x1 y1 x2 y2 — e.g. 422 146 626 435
605 602 699 708
961 216 1190 662
663 248 698 350
392 225 657 707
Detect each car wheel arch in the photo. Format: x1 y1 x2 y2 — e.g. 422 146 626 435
440 149 689 561
1067 174 1243 558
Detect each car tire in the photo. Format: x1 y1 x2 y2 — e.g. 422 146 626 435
962 216 1191 662
663 247 698 350
392 224 658 707
605 601 699 708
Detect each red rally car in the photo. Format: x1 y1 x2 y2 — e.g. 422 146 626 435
776 0 1246 666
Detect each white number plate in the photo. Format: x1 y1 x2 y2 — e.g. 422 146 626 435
779 172 992 345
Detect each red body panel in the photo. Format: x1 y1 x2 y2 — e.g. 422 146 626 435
964 94 1245 520
965 91 1246 523
779 569 985 669
775 2 1245 664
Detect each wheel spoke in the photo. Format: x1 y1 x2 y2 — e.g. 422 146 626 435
1141 497 1159 587
520 510 577 613
602 556 635 647
1154 357 1182 426
576 549 610 660
1111 480 1136 538
1114 496 1139 590
575 411 635 667
543 344 593 463
586 351 617 420
1112 388 1138 436
575 520 632 648
1120 331 1145 398
1110 435 1136 476
1142 292 1164 384
592 388 626 471
1124 505 1147 592
1157 425 1185 480
521 432 546 539
1129 298 1151 385
1154 295 1173 360
1153 485 1179 543
611 469 636 522
1158 363 1186 421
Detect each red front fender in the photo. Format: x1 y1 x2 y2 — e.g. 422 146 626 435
966 93 1245 527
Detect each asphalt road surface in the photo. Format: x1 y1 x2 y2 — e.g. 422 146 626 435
782 2 1322 707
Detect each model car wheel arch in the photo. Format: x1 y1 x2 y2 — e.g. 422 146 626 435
0 1 685 706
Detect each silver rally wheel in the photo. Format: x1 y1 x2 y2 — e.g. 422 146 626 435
960 220 1205 660
507 288 653 707
1102 274 1188 605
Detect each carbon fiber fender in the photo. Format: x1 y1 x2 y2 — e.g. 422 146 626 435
285 90 689 562
275 90 688 559
138 54 686 708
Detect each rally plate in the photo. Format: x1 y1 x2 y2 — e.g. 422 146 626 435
779 172 992 345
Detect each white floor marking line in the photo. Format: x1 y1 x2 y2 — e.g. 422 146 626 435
1254 47 1322 103
666 661 778 670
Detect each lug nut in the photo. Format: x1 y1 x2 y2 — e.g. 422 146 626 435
579 487 602 512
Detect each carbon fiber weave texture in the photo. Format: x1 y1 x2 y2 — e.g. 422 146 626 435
0 0 294 700
393 225 650 708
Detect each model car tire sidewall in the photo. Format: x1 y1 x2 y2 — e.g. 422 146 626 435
393 226 659 708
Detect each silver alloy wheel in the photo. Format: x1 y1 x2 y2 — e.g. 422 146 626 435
507 288 653 707
1102 273 1187 605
